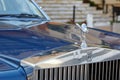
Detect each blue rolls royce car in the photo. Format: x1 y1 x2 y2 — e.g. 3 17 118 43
1 0 120 80
0 0 76 80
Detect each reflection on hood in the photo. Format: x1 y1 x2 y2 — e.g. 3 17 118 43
0 29 71 61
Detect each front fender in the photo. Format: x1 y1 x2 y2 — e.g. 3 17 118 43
0 67 27 80
0 57 27 80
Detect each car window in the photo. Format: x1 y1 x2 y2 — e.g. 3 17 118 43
0 0 45 19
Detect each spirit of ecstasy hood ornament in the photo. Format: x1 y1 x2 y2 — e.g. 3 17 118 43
73 23 89 59
75 23 88 49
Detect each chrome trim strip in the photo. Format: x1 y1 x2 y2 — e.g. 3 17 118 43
21 47 120 69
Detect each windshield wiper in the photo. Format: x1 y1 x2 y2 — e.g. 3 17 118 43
0 14 17 17
0 13 40 18
16 13 40 18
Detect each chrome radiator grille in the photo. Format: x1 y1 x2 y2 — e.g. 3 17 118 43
37 60 120 80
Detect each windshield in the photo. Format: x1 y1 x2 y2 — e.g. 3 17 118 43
0 0 46 19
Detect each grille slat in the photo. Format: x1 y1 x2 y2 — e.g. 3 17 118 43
63 67 68 80
112 61 115 80
38 60 120 80
68 66 72 80
105 62 108 80
84 64 88 80
118 61 120 80
102 62 105 80
98 63 101 80
76 65 80 80
39 69 44 80
80 65 84 80
94 63 98 80
50 68 54 80
54 68 58 80
45 69 49 80
108 61 112 80
91 63 94 80
72 66 76 80
59 67 63 80
115 60 118 80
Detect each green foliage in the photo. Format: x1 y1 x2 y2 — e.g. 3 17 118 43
89 1 97 6
83 0 97 7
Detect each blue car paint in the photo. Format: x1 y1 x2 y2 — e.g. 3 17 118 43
0 57 27 80
89 28 120 49
0 29 71 80
0 21 72 80
89 28 120 38
0 19 72 80
0 0 72 79
0 59 15 71
0 30 71 61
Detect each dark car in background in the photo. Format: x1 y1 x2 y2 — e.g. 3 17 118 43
0 0 120 80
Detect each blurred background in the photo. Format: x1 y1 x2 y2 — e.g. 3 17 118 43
35 0 120 29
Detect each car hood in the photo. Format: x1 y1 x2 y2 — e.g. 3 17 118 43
0 20 72 62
